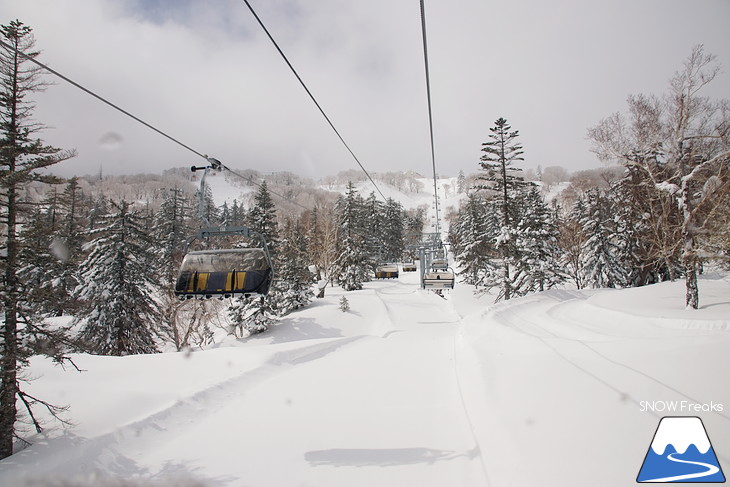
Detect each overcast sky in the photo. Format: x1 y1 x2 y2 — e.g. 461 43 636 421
6 0 730 179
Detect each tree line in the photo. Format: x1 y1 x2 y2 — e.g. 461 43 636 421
449 45 729 308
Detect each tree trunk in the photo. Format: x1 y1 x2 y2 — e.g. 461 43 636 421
684 255 699 309
1 183 19 459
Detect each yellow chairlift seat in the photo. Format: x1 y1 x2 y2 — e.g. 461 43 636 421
402 262 417 272
375 263 399 279
175 248 272 298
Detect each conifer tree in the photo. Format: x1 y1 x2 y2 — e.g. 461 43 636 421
578 189 628 288
228 181 280 335
362 192 384 264
272 217 314 314
73 200 162 356
477 117 531 300
449 192 497 287
0 20 75 458
511 187 565 295
382 198 405 262
248 180 279 256
335 183 368 291
153 187 191 280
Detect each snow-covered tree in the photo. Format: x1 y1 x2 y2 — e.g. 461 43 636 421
362 192 383 264
0 20 75 458
228 181 281 335
589 45 730 308
154 187 191 276
578 189 628 289
335 183 369 291
248 180 279 257
381 198 405 262
271 217 314 315
228 295 274 336
73 200 162 356
511 187 566 295
449 192 496 287
477 117 532 300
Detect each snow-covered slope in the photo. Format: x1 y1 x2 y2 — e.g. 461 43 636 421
1 273 728 486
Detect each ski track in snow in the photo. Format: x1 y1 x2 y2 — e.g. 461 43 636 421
2 274 729 487
487 290 730 421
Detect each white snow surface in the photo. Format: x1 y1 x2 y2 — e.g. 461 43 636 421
650 417 711 455
1 272 729 486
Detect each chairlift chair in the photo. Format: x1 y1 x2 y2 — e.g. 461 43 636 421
375 263 399 279
174 161 274 300
422 268 455 290
402 262 417 272
175 248 273 299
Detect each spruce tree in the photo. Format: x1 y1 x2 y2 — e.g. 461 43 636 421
362 192 384 265
228 181 280 335
0 20 75 458
73 200 162 356
449 192 496 288
511 187 565 295
153 187 191 281
272 218 314 314
248 180 279 256
579 189 628 288
382 198 405 262
335 183 368 291
477 117 531 300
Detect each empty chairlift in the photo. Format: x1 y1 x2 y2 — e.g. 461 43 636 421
375 263 399 279
175 248 272 299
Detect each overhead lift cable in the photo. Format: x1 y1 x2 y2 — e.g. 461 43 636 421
418 0 441 238
240 0 387 201
0 38 312 213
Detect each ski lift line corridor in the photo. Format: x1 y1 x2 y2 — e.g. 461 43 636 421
419 0 443 240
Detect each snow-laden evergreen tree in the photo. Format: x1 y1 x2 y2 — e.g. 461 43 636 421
197 178 219 226
228 295 274 336
271 217 314 315
449 192 496 287
362 192 384 265
228 181 280 335
510 187 566 295
477 117 531 300
17 203 73 316
152 187 205 350
73 200 162 356
230 199 246 227
87 193 110 231
339 296 350 312
248 180 279 257
218 201 231 227
456 170 466 194
335 183 369 291
578 189 628 288
0 20 76 458
381 198 405 262
153 187 191 280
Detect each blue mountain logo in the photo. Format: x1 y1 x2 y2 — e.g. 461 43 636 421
637 416 725 483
